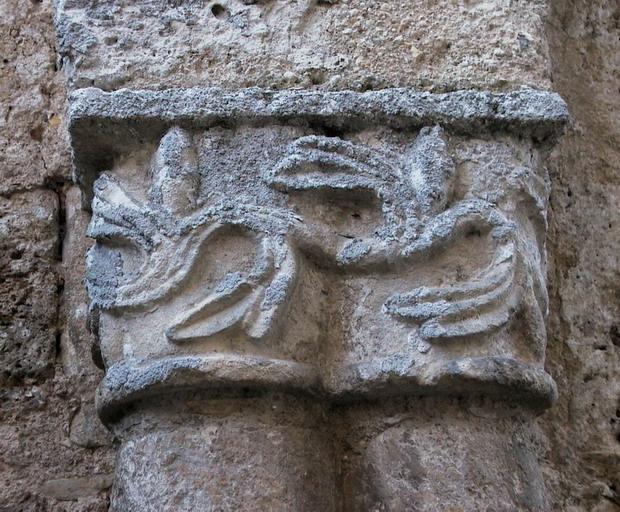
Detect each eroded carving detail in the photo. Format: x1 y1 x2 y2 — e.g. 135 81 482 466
267 128 543 350
88 127 299 347
68 86 568 511
60 87 572 428
84 121 555 414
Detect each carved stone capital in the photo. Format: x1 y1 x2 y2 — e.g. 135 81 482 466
68 87 567 422
69 86 568 510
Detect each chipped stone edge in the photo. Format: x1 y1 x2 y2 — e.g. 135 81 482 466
96 354 557 425
74 87 565 422
68 86 569 131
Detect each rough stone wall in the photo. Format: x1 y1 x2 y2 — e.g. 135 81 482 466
0 0 617 510
0 1 114 511
540 1 620 510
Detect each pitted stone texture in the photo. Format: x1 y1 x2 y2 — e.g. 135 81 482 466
108 394 552 512
0 0 71 195
540 1 620 510
337 398 550 512
67 86 568 205
0 3 116 510
60 186 101 374
66 88 564 414
110 395 336 512
68 86 566 510
0 190 59 384
0 380 115 512
54 0 551 92
0 188 115 511
68 86 568 131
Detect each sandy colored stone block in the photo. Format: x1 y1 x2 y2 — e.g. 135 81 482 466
0 0 71 195
0 190 59 384
55 0 551 92
539 0 620 509
40 475 113 501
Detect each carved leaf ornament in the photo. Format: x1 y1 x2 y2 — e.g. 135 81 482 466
88 125 529 347
267 128 527 343
88 127 299 344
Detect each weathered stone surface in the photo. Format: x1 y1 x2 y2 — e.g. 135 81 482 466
0 0 617 509
110 394 335 511
0 0 71 195
539 1 620 510
73 88 562 405
0 4 115 510
0 379 115 512
68 86 569 209
54 0 552 92
68 85 565 509
40 474 114 501
70 399 113 448
337 398 549 511
60 186 101 375
0 190 58 384
68 85 569 126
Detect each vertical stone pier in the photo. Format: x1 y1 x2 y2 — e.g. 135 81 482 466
56 2 569 510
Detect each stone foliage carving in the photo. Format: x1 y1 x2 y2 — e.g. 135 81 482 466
88 127 298 345
69 87 567 420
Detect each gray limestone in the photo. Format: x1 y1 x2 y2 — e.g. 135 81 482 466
67 86 568 510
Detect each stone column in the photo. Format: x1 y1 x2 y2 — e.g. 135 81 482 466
66 87 566 510
54 0 572 509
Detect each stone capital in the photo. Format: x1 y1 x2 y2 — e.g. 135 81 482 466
68 87 567 424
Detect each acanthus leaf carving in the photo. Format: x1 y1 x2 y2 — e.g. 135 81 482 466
383 200 524 343
87 126 300 347
149 126 201 218
88 123 543 353
166 236 297 343
406 125 456 216
79 97 556 404
266 128 532 349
